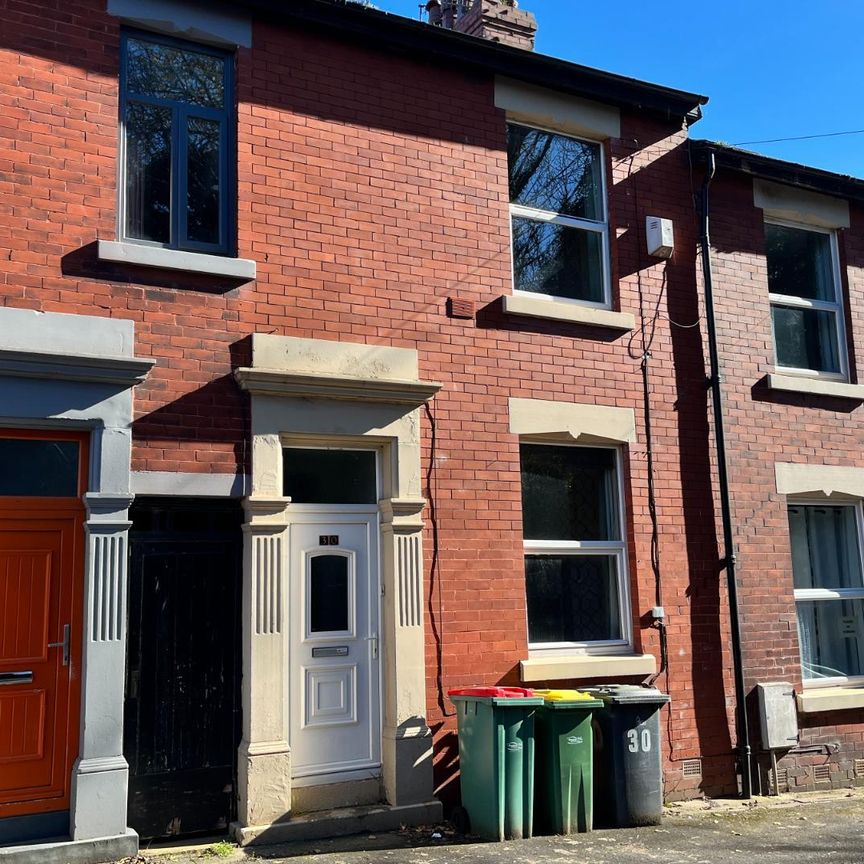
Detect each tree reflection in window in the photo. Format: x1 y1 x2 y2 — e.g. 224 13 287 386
122 33 231 252
508 124 601 219
508 124 607 304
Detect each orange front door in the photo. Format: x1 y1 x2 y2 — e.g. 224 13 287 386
0 432 86 819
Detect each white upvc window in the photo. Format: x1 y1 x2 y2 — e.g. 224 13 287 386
789 501 864 688
520 442 631 653
766 220 847 379
507 123 610 308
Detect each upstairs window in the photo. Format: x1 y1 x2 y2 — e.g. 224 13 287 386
507 123 609 307
120 32 233 254
766 222 846 377
520 443 629 650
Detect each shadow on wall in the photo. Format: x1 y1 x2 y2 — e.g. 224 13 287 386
750 376 862 414
131 335 253 474
0 4 509 148
475 296 628 344
61 243 251 295
431 723 461 813
618 141 737 794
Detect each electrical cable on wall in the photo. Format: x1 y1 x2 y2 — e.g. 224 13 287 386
624 150 670 691
424 400 453 717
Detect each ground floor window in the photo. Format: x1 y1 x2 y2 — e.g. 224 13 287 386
789 502 864 682
520 442 630 650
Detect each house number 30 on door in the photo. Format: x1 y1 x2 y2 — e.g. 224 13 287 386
627 728 652 753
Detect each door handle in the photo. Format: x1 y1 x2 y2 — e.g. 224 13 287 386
366 634 378 659
0 671 33 686
47 624 70 667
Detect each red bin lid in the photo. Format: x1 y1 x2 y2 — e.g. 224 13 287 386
447 686 536 698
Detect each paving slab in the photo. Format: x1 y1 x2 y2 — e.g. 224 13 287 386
125 788 864 864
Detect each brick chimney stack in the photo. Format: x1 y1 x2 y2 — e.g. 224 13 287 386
425 0 538 51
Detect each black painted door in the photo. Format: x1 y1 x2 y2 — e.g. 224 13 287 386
125 499 242 840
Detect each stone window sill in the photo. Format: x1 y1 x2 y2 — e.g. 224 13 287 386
796 686 864 714
520 653 656 683
767 373 864 401
97 240 256 280
502 294 635 331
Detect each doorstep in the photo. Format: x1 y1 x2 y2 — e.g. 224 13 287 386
231 801 443 846
0 829 137 864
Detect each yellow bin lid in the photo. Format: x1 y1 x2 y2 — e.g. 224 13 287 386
535 689 595 702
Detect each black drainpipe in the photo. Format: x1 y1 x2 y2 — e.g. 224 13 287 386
699 149 753 799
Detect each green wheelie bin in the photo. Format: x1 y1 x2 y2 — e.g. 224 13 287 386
533 689 603 834
448 686 544 841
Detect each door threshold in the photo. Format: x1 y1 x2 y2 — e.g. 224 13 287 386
232 800 442 847
141 834 234 856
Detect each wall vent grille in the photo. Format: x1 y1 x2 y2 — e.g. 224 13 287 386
771 767 789 794
814 764 831 783
681 758 702 778
855 759 864 778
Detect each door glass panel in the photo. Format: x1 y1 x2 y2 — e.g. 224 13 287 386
0 439 79 496
309 555 349 633
284 449 377 504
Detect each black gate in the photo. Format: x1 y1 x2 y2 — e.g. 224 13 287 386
125 499 242 840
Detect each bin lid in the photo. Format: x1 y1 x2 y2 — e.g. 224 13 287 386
448 686 536 699
535 688 602 706
586 684 671 705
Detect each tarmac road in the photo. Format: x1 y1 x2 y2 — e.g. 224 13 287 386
137 789 864 864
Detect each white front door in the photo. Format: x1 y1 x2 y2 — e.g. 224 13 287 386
288 513 381 785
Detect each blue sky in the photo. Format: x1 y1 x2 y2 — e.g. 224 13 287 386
370 0 864 178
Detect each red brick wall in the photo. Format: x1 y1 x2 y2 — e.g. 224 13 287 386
0 0 738 803
703 168 864 793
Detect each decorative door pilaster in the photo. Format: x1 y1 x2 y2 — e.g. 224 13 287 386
70 493 133 840
379 497 434 806
236 496 292 827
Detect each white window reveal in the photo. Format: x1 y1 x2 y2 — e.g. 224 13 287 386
507 123 609 307
520 443 630 651
766 222 847 378
790 503 864 685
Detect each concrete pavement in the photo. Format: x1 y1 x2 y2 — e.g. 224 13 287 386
133 788 864 864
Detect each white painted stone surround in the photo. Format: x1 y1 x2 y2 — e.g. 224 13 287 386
234 335 443 835
0 308 153 850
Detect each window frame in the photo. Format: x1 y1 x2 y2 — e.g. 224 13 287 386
118 29 236 256
790 498 864 689
507 121 612 311
766 218 848 381
281 443 382 512
520 441 632 655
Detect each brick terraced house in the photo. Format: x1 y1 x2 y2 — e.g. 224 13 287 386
691 141 864 793
0 1 863 862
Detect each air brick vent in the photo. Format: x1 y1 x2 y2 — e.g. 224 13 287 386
681 758 702 778
771 767 789 793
